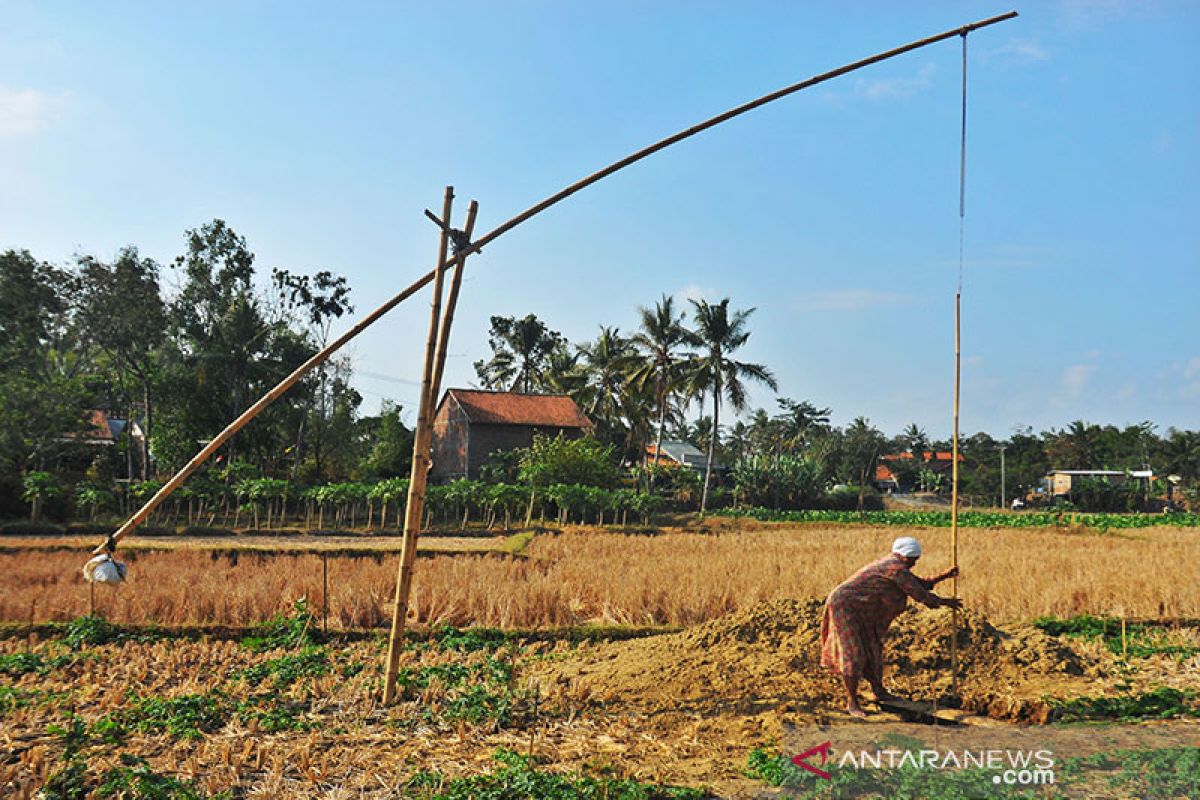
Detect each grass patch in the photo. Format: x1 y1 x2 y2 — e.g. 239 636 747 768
1060 747 1200 799
235 646 330 688
240 598 318 651
1033 614 1200 659
406 749 704 799
1051 686 1199 721
97 693 229 741
497 531 534 556
744 746 1047 798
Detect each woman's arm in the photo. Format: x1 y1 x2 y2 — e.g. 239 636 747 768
924 566 959 586
895 568 963 609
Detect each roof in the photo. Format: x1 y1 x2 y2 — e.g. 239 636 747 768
881 451 963 463
1046 469 1126 476
442 389 593 428
646 440 717 469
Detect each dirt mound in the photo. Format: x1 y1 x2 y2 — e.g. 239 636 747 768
527 598 1098 722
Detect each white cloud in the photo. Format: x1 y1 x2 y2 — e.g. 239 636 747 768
0 84 68 136
987 38 1052 66
795 289 916 312
1060 363 1096 398
674 283 717 305
966 355 984 367
1058 0 1148 31
1180 356 1200 399
854 63 935 101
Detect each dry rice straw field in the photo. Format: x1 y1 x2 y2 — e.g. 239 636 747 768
4 521 1197 629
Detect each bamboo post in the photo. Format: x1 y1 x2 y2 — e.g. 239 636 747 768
381 187 456 704
322 554 329 635
95 12 1015 559
950 291 961 693
431 200 480 402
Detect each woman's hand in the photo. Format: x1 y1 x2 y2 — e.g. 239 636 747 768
936 566 959 583
938 596 963 610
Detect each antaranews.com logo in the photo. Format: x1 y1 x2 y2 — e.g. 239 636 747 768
792 741 1056 788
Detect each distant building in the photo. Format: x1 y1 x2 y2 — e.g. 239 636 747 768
1043 469 1154 498
645 439 719 473
430 389 593 480
875 451 962 493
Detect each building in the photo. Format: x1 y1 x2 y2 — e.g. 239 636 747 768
1042 469 1154 498
430 389 594 480
644 440 719 473
874 451 962 493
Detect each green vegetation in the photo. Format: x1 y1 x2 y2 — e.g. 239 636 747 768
236 647 330 688
406 749 705 800
1059 747 1200 799
1051 686 1199 721
97 754 229 800
744 746 1042 799
43 716 229 799
720 506 1200 528
1033 614 1200 659
240 598 318 651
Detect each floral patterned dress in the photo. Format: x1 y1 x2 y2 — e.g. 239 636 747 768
820 554 940 682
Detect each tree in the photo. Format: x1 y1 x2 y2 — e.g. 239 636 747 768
684 298 778 515
775 398 832 454
838 417 887 508
75 247 168 477
473 314 565 393
0 250 93 476
574 326 636 447
628 294 691 475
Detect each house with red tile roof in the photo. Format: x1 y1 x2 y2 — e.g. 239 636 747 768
430 389 594 480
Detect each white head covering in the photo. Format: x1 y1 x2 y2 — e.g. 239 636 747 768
891 536 922 558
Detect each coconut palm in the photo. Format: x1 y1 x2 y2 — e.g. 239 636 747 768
776 398 832 454
628 295 692 473
575 326 636 445
684 298 778 515
472 314 565 393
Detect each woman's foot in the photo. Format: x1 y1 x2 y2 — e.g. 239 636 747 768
846 703 868 718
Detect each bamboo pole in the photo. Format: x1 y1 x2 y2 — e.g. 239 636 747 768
431 200 480 402
950 291 961 692
381 187 456 704
96 11 1016 558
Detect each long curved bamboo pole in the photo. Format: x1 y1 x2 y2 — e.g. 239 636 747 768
97 10 1017 555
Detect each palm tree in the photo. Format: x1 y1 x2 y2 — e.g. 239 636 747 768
576 326 635 444
472 314 565 392
628 295 692 473
685 298 778 515
775 398 832 454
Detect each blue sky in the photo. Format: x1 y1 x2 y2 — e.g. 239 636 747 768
3 1 1197 439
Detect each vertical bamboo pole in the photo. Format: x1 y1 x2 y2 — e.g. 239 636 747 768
381 187 455 704
322 554 329 635
950 291 961 692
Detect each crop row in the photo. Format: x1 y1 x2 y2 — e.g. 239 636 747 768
718 506 1200 529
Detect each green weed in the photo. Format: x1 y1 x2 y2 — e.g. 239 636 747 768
236 646 330 688
407 748 704 799
96 754 230 799
1033 615 1200 659
240 598 318 651
1051 686 1199 721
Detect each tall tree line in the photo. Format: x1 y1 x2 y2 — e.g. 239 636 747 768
0 221 412 517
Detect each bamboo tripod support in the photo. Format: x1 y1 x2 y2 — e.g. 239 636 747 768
381 191 480 704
